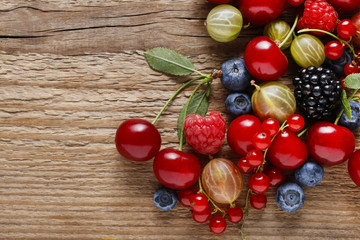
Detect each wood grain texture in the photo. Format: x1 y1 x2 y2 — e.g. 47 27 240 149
0 1 359 239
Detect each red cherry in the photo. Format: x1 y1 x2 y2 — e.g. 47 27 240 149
209 216 227 234
344 63 359 75
249 172 270 194
264 166 285 187
227 114 262 156
115 119 161 161
348 150 360 187
246 149 264 167
306 121 355 166
337 19 356 39
153 148 201 190
261 118 280 137
238 0 287 25
227 206 244 223
252 131 272 150
237 157 254 173
192 207 212 223
326 0 359 12
287 0 305 7
207 0 232 3
287 114 305 132
267 128 307 170
250 193 267 210
190 193 209 213
244 36 288 81
178 186 197 207
324 41 344 60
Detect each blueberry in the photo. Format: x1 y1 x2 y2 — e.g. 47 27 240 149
323 50 352 76
225 92 252 116
220 58 252 92
337 100 360 130
276 182 305 212
153 187 177 211
295 162 324 187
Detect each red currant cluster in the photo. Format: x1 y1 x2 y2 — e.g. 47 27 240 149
323 18 360 76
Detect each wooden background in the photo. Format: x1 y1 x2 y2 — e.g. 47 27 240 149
0 0 359 239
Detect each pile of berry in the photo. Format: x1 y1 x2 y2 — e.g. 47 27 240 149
115 0 360 237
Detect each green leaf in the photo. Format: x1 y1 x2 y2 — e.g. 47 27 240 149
341 90 352 119
177 89 209 142
144 47 195 76
344 73 360 89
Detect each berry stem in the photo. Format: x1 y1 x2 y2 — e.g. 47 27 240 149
239 188 252 240
179 76 213 151
258 120 288 172
278 15 298 49
297 127 309 137
198 176 226 216
152 75 207 125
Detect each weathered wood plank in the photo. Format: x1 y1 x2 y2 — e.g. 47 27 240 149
0 0 359 239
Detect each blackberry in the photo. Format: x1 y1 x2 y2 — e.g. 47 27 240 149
293 66 342 119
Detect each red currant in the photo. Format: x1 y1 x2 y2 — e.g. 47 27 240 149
178 187 197 207
190 193 209 213
287 114 305 132
264 166 285 187
115 119 161 161
252 131 272 150
250 193 267 210
227 206 244 223
344 63 359 75
237 157 254 173
246 149 264 167
337 19 356 40
261 118 280 137
324 41 344 60
209 216 227 234
192 207 212 223
340 77 347 90
249 172 270 194
287 0 304 6
354 50 360 64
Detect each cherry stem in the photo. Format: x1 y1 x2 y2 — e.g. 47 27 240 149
297 127 309 138
179 76 213 151
297 29 356 55
197 176 226 216
152 75 206 125
278 14 298 49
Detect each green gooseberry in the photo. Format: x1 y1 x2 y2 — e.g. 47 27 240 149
290 34 325 68
264 20 293 50
206 4 243 43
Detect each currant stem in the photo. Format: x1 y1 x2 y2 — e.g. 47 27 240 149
198 176 226 216
297 127 309 138
179 76 213 151
278 15 298 49
151 75 206 125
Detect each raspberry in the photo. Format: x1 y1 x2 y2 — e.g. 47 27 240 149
184 111 226 155
297 0 338 35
